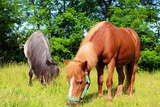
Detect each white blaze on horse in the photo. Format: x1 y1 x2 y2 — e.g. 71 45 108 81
24 31 59 86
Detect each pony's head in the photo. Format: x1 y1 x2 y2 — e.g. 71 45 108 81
65 60 90 104
45 60 59 84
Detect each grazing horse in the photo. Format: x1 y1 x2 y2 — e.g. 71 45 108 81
24 31 59 86
65 21 140 104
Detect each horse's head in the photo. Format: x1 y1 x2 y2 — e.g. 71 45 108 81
65 60 90 105
46 60 59 83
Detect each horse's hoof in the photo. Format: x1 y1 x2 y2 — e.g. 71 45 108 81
43 83 47 87
106 97 112 103
28 83 33 86
129 94 133 98
98 93 103 98
115 92 122 98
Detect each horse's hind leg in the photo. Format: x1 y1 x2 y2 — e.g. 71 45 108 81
28 68 33 86
125 63 132 94
115 66 125 97
129 63 138 96
125 62 137 96
96 62 104 98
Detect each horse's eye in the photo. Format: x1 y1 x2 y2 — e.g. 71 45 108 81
76 81 83 85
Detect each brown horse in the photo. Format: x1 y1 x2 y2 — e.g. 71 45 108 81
65 21 140 104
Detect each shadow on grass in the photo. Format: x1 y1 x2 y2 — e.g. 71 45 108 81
82 86 135 105
82 87 118 104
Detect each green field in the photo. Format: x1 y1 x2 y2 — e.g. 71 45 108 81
0 64 160 107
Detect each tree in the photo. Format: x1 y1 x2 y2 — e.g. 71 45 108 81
0 0 22 64
50 8 96 61
0 0 160 71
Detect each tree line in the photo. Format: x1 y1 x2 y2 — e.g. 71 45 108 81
0 0 160 72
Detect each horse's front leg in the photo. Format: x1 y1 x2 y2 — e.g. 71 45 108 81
96 62 104 98
106 58 115 102
41 73 47 87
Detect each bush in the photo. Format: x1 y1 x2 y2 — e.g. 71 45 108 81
138 50 160 72
49 37 73 62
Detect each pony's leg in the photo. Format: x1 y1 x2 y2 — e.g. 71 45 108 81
106 58 115 102
115 66 125 97
96 62 104 98
46 72 52 85
41 74 47 87
28 68 33 86
28 60 33 86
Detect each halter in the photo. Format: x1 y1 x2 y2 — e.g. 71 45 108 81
67 72 90 102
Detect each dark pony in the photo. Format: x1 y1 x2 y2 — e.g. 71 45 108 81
65 21 140 104
24 31 59 86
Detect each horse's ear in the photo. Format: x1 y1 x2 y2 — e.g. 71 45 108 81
63 59 69 65
46 60 51 66
81 61 87 71
52 62 58 65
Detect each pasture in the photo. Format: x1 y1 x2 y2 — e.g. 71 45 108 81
0 63 160 107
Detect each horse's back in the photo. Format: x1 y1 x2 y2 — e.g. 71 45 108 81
85 21 140 65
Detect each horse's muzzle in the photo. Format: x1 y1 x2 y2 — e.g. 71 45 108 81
66 99 80 106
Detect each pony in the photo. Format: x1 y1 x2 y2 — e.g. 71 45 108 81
65 21 140 104
24 31 59 86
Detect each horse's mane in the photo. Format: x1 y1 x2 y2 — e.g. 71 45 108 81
66 42 98 77
75 42 98 70
80 21 111 47
66 21 113 77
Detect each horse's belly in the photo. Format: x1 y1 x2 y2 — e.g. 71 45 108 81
115 53 134 66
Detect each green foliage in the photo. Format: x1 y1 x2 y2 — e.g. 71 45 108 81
0 0 22 64
139 50 160 72
50 8 96 61
53 8 96 38
0 0 160 71
49 37 72 61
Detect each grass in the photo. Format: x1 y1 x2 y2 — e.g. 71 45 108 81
0 63 160 107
